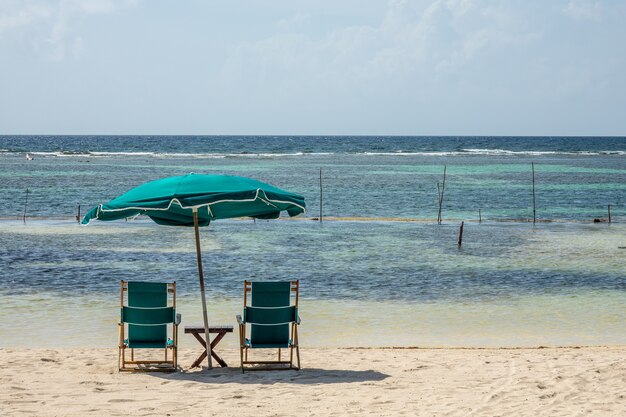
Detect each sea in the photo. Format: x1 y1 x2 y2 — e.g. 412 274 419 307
0 136 624 349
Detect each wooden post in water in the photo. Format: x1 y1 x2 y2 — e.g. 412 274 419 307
437 178 441 224
479 209 482 223
457 221 464 246
437 166 447 224
531 162 537 224
436 183 441 223
23 188 29 224
319 168 323 223
76 204 81 223
608 204 611 223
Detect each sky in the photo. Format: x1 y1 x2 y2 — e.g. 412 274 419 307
0 0 625 136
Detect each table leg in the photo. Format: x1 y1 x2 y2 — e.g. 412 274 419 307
190 331 229 368
209 332 228 367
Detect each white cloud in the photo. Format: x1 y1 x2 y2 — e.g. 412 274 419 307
1 0 624 135
204 0 625 134
0 1 53 33
276 12 310 32
0 0 137 60
218 0 543 92
563 0 604 20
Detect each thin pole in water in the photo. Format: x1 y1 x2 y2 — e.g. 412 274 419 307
319 168 323 223
438 181 443 224
438 166 447 225
457 221 464 246
479 209 482 223
608 204 612 223
531 162 537 224
76 204 81 223
23 188 29 224
437 183 441 223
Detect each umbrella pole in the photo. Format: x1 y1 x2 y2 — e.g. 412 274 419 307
193 209 213 370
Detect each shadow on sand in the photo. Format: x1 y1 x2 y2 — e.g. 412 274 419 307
150 366 389 385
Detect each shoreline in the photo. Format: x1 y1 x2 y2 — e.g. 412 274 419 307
4 292 625 349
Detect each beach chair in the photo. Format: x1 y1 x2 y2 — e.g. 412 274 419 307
118 281 181 372
236 280 301 372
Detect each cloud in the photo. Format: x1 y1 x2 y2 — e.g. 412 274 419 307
0 1 52 33
204 0 626 134
0 0 137 60
563 0 604 20
276 12 310 32
217 0 544 96
1 0 624 135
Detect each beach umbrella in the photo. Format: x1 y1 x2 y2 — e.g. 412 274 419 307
82 173 306 369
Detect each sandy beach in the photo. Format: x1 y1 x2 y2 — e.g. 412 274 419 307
1 346 624 416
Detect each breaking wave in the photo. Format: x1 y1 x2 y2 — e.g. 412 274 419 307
1 148 623 158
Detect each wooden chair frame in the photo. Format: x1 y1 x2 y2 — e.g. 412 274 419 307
237 280 301 373
118 280 180 372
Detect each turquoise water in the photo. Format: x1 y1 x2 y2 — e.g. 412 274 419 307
0 136 624 347
0 220 624 347
2 220 624 300
1 136 625 220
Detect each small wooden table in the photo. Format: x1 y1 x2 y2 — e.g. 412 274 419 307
184 325 234 368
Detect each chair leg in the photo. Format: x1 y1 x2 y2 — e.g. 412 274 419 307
294 326 300 369
238 321 245 373
118 323 124 371
295 345 301 370
174 324 178 369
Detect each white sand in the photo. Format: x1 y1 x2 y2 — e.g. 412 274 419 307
1 346 624 416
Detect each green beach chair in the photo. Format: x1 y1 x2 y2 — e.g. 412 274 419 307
118 281 181 372
236 280 301 372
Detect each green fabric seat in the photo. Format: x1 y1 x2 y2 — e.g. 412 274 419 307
237 281 301 372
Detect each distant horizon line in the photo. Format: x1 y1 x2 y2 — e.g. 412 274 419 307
2 134 625 138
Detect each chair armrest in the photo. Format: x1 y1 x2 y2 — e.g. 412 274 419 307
236 314 244 325
175 313 182 326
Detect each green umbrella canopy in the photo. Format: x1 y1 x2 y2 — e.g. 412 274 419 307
81 173 306 226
